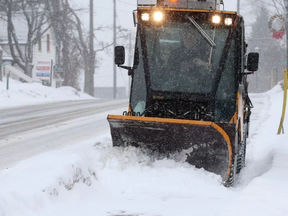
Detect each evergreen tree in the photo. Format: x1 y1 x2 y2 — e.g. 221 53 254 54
247 6 285 92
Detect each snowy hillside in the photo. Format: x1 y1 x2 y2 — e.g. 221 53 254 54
0 80 287 216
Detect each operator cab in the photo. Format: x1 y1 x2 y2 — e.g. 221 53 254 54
115 0 259 123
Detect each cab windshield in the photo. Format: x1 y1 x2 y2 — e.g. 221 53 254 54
143 20 233 94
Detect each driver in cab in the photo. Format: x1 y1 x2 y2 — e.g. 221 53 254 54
153 27 211 92
176 28 210 72
162 27 211 92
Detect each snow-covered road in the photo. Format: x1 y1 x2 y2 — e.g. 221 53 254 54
0 99 127 138
0 100 127 170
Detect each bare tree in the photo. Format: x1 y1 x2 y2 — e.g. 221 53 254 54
65 4 129 96
48 0 130 96
66 1 94 95
0 0 51 77
242 0 285 19
48 0 80 89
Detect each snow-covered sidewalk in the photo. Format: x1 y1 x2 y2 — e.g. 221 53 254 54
0 80 288 216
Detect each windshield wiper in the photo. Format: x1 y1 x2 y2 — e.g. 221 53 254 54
209 28 216 65
187 16 216 48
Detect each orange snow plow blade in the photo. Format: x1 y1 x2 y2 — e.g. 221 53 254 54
107 115 233 182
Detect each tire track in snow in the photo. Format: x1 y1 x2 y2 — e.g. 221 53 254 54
236 92 273 188
0 100 127 139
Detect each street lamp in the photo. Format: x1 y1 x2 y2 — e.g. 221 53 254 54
237 0 240 14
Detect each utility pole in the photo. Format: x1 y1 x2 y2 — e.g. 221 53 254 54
113 0 117 99
237 0 240 14
89 0 95 96
0 50 3 81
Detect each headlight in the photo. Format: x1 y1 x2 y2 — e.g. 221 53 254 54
141 13 149 21
212 15 221 24
224 18 233 26
153 11 163 22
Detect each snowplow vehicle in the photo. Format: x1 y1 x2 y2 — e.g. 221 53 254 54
107 0 259 186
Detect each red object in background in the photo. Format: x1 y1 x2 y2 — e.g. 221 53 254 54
272 31 285 39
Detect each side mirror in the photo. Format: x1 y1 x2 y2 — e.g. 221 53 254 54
247 52 259 72
115 46 125 66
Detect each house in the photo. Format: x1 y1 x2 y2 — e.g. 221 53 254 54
0 3 61 86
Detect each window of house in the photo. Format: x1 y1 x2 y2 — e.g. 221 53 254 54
47 34 50 53
38 37 42 52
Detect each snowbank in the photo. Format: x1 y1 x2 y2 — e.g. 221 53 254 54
0 78 94 108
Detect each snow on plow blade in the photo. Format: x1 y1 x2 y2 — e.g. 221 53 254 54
107 115 233 182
